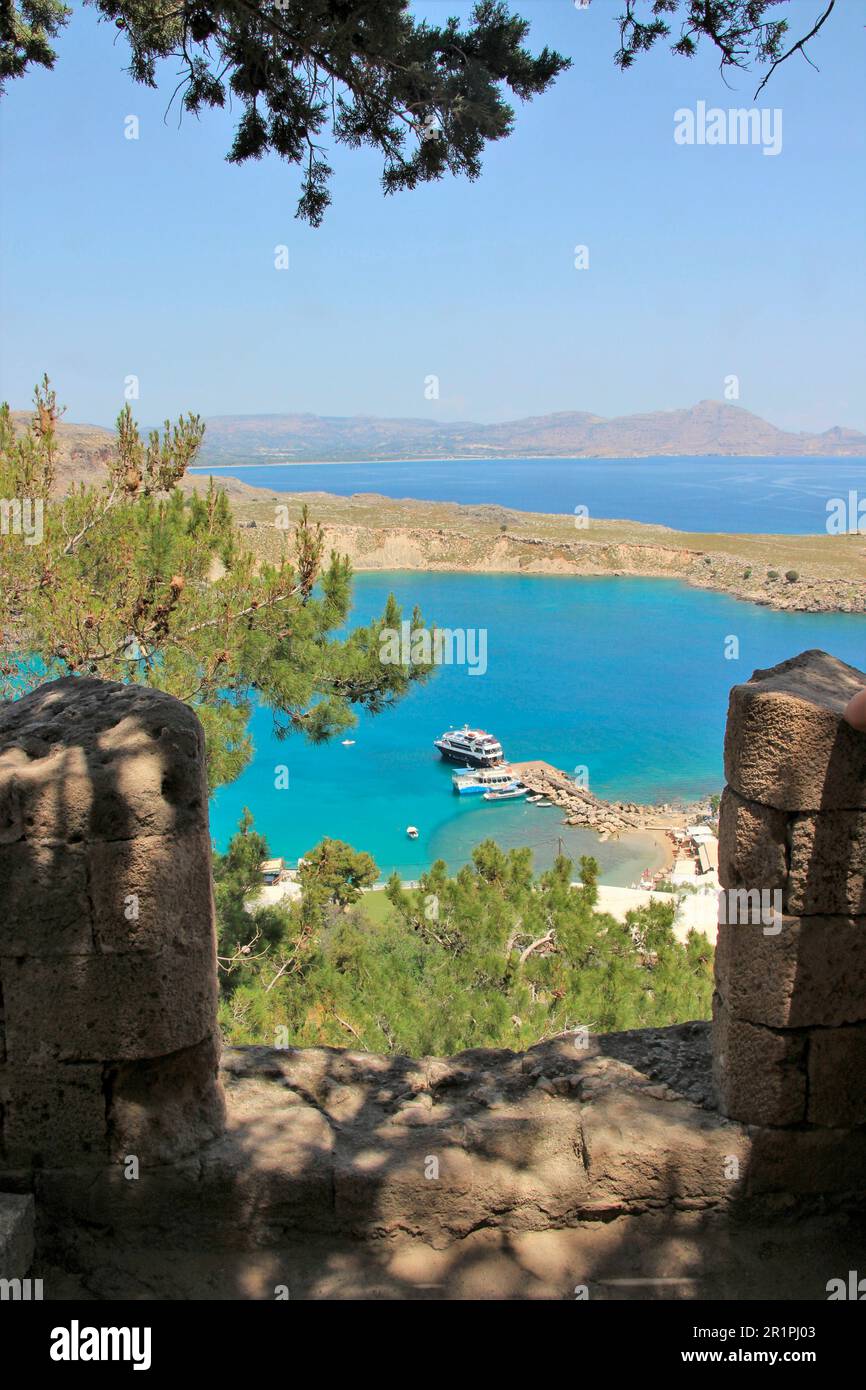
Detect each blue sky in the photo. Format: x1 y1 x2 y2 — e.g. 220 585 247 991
1 0 864 432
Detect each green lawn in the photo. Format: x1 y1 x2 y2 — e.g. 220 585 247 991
358 888 397 926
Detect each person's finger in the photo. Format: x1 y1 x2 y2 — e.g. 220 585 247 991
843 688 866 732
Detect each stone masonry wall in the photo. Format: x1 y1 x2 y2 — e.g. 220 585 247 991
0 677 224 1171
0 666 864 1297
715 649 866 1128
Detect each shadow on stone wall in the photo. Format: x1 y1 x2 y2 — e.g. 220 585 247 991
2 664 866 1299
0 677 224 1179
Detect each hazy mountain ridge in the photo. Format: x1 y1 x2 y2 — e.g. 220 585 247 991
10 400 866 491
197 400 866 463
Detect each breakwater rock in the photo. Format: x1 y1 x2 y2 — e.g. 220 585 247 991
511 761 704 837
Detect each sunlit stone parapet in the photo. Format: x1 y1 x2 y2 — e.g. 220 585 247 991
715 916 866 1030
715 649 866 1130
722 649 866 811
720 787 866 918
0 677 224 1169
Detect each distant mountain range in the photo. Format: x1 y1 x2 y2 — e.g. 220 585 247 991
197 400 866 463
12 400 866 493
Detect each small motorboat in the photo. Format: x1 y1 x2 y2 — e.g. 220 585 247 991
341 739 355 746
483 786 527 801
406 825 419 839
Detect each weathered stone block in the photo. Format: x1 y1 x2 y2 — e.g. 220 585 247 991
2 946 216 1062
715 917 866 1028
0 1060 108 1166
808 1025 866 1127
787 811 866 916
718 787 788 894
0 677 207 844
0 841 93 956
0 744 92 846
334 1139 475 1243
0 678 224 1172
724 650 866 812
0 1192 34 1279
461 1105 590 1232
580 1092 749 1208
201 1094 336 1245
712 994 806 1126
88 827 216 953
746 1125 866 1195
106 1032 225 1163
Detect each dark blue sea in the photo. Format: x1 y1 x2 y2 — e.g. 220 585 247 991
193 455 866 535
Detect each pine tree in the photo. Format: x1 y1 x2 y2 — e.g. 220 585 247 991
2 1 569 224
0 378 436 788
218 830 714 1054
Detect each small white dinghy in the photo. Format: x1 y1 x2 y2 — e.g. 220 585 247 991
406 825 419 839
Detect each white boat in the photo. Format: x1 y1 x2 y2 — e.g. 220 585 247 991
483 785 527 801
406 825 419 839
434 726 504 767
341 739 355 746
452 764 520 796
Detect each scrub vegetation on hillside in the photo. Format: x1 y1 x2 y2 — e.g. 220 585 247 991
215 815 714 1054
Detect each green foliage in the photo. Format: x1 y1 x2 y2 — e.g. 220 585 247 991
217 824 714 1055
299 837 378 908
213 807 293 968
2 2 834 183
767 569 779 581
614 1 835 97
785 569 799 583
0 379 435 788
13 0 569 225
0 0 69 91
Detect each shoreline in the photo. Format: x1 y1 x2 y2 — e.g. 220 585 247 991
191 449 866 468
224 485 866 616
360 822 678 893
358 823 677 893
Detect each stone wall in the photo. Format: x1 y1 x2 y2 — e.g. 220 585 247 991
0 677 224 1171
715 649 866 1128
0 664 864 1298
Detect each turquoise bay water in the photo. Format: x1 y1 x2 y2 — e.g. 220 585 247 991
194 456 866 535
209 573 866 884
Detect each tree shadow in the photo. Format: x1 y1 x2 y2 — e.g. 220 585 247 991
2 674 865 1301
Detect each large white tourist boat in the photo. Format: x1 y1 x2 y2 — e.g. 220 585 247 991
435 726 504 767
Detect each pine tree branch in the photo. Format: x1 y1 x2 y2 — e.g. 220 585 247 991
753 0 834 97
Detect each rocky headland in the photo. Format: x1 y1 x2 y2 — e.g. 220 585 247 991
227 488 866 616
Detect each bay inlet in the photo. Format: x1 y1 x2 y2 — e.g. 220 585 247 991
209 571 866 883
